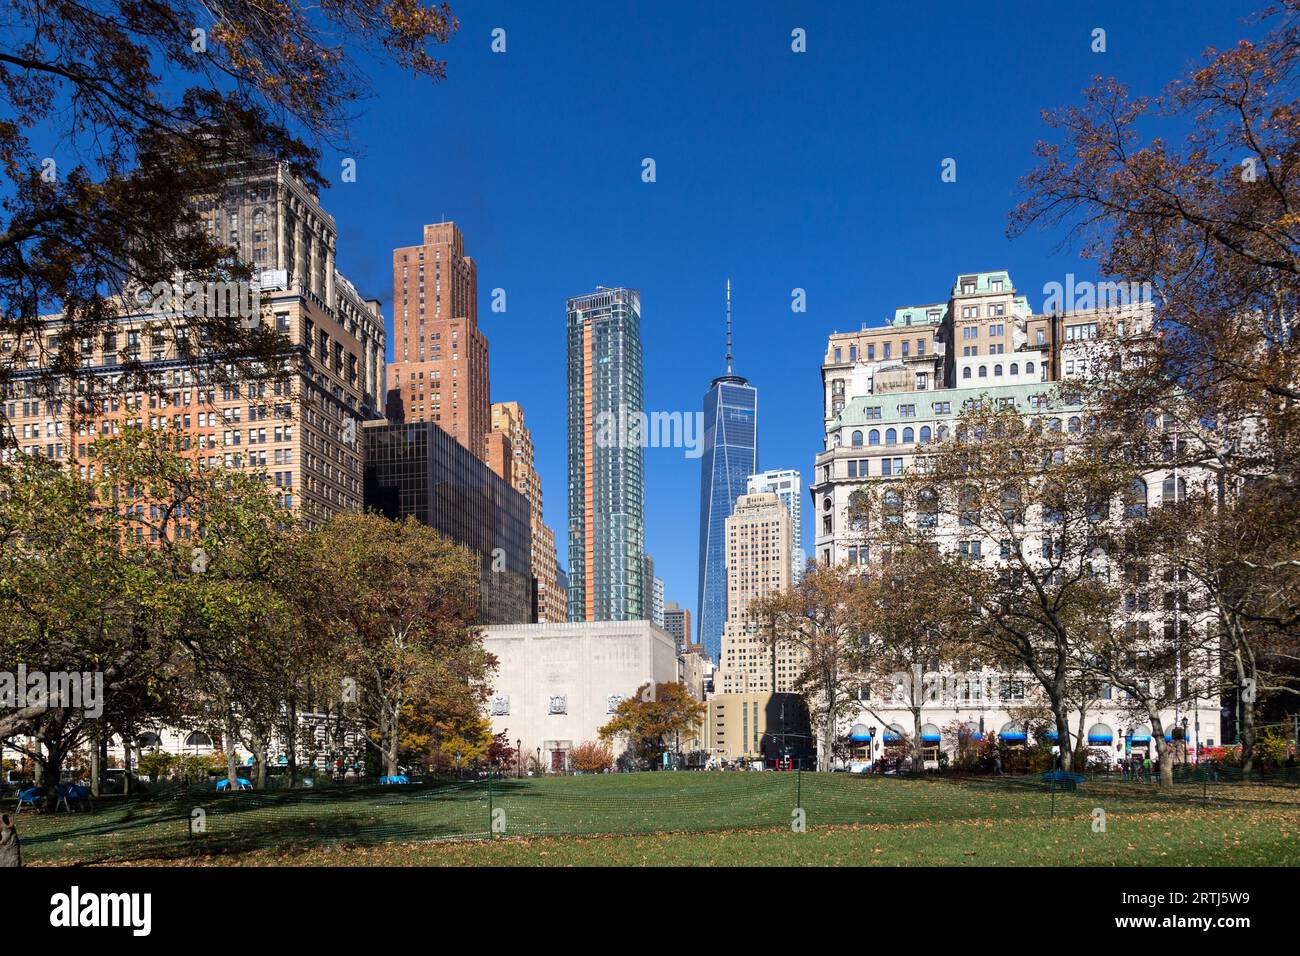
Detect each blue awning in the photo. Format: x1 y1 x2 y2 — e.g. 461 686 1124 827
883 724 905 743
849 723 873 742
1088 723 1114 745
1000 722 1026 742
921 724 942 743
1131 726 1152 743
1041 729 1059 741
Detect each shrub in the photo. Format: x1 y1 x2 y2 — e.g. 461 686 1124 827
569 741 614 774
136 751 176 782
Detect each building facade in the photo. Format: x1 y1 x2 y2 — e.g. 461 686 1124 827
386 222 491 461
1 162 385 530
696 376 758 661
662 601 693 652
363 420 534 624
809 270 1219 764
747 468 805 585
490 401 566 623
481 621 681 771
715 492 800 695
566 287 645 622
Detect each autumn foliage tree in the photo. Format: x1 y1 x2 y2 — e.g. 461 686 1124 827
598 682 705 770
1012 0 1300 765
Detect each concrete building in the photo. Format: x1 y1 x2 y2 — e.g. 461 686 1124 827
715 492 801 695
489 401 565 623
809 270 1219 764
566 287 645 622
707 692 812 765
363 420 534 624
1 161 385 529
662 601 693 652
481 621 680 771
386 222 491 461
697 282 758 662
747 468 805 584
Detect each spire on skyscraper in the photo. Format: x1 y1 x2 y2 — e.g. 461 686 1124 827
725 278 733 376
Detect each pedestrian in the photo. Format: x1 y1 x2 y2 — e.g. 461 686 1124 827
994 753 1004 776
1142 755 1153 782
1286 752 1296 782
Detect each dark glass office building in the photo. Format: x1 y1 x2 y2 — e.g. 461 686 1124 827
697 373 758 662
364 421 534 624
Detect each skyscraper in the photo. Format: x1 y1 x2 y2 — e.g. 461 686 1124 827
697 281 758 662
566 287 645 622
747 469 805 584
489 400 566 623
386 222 491 460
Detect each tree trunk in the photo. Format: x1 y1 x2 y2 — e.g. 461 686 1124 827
89 734 101 798
911 707 925 775
285 699 298 788
1239 689 1256 777
251 733 269 790
1150 714 1173 787
224 718 239 789
386 707 400 777
1052 703 1073 773
37 746 64 812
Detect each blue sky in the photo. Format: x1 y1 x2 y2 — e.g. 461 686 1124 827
316 0 1260 619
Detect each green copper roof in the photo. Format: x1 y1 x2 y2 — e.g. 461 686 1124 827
951 270 1015 296
891 303 948 327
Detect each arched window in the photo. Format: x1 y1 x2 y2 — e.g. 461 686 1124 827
994 364 1003 377
136 733 161 749
978 365 988 377
918 488 939 528
848 490 870 531
885 428 897 445
883 490 903 526
1068 416 1081 433
962 367 972 379
1162 475 1186 503
1126 478 1148 518
869 429 880 446
937 425 949 441
185 731 213 749
1026 361 1035 375
920 425 932 443
959 485 980 527
1010 363 1019 375
1049 418 1062 432
902 427 914 443
851 430 863 446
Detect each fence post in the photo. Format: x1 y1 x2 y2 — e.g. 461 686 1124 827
796 767 802 812
487 772 494 841
1050 770 1056 819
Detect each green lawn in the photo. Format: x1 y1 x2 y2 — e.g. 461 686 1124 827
14 771 1300 866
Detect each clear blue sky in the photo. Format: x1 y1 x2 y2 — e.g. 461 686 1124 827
317 0 1260 619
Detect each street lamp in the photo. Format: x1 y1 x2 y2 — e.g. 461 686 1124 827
516 738 522 779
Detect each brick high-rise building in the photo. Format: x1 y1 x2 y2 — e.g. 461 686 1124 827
387 222 490 460
490 401 565 624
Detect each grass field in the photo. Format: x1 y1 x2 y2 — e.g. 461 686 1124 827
14 771 1300 866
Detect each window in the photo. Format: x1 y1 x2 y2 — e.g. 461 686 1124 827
994 364 1003 377
1010 363 1019 375
978 365 988 378
868 429 880 446
962 367 972 379
902 427 914 443
885 428 897 445
959 540 981 560
920 425 931 443
1126 478 1149 518
851 430 863 447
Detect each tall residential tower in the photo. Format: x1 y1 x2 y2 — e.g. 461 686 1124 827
566 287 646 621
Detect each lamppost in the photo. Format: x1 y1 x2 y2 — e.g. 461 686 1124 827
868 726 877 769
516 738 522 779
535 746 541 775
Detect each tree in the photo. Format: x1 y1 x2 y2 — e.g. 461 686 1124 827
846 541 965 774
753 563 871 772
298 514 490 778
0 1 458 432
598 682 706 770
568 741 614 774
880 399 1137 773
1011 0 1300 768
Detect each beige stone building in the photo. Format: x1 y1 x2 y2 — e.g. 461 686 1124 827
715 492 803 694
489 401 565 623
707 691 812 764
1 162 385 529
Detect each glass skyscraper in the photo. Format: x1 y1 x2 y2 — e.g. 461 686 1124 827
566 287 645 621
697 283 758 661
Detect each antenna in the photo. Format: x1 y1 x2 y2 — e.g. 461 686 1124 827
725 278 733 375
